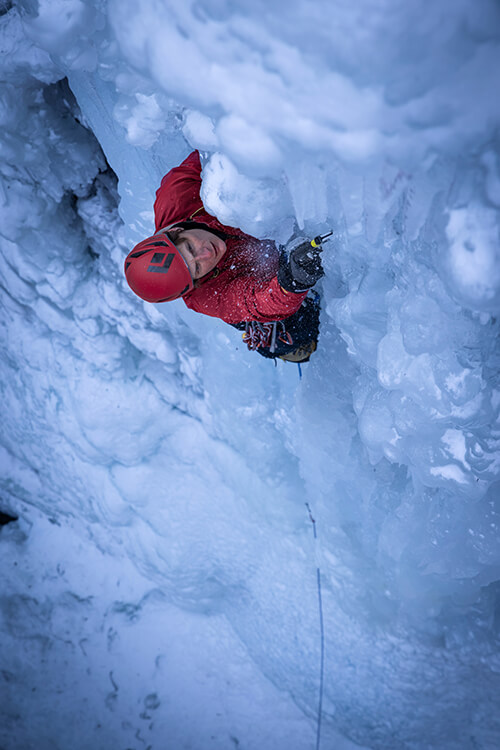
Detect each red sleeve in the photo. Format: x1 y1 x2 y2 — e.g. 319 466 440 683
185 273 308 324
154 151 204 230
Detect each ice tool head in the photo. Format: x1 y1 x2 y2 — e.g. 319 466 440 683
124 231 194 303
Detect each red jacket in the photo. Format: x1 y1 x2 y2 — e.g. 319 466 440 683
154 151 307 324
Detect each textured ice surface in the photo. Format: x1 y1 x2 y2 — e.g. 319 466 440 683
1 1 500 749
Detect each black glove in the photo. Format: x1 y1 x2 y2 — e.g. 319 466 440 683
277 236 324 293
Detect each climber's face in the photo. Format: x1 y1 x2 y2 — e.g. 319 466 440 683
174 227 227 280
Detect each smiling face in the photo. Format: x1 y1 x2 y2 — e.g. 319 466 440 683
172 227 227 280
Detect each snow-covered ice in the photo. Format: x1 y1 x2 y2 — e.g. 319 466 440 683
1 1 499 749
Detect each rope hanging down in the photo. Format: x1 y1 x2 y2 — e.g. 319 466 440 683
306 502 325 750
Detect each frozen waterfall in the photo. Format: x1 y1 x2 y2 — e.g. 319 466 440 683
1 1 499 749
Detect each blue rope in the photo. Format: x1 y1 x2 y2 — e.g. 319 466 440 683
315 568 325 750
298 362 303 379
306 503 325 750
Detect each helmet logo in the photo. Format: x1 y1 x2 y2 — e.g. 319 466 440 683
147 252 175 274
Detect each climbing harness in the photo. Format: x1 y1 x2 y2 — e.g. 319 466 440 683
305 502 325 750
239 292 321 363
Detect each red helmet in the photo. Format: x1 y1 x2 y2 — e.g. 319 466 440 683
124 231 193 303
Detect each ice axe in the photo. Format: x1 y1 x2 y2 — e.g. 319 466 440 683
310 230 334 250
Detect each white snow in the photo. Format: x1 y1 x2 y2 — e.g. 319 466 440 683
1 1 500 749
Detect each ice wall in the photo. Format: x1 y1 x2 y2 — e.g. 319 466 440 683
1 1 500 749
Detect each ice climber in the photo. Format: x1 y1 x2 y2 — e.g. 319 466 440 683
124 150 326 362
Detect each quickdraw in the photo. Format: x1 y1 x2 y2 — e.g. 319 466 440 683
242 320 293 353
